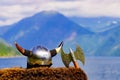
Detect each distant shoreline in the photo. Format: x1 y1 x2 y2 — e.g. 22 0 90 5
0 56 25 58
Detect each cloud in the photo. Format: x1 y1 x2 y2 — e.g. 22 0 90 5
65 32 77 42
112 21 118 24
14 31 24 40
48 0 120 17
0 0 120 26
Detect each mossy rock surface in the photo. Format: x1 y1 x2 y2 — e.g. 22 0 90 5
0 67 87 80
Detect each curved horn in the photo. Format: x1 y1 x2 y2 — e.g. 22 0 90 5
14 42 31 56
50 41 63 57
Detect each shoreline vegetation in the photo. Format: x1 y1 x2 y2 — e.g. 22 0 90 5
0 39 20 57
0 55 23 58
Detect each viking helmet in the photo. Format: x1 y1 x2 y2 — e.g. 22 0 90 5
15 41 63 68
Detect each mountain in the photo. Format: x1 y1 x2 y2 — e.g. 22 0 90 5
0 25 12 35
68 17 120 56
1 10 120 56
2 11 93 50
0 38 20 56
95 25 120 56
70 17 120 32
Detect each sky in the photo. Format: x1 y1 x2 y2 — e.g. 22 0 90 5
0 0 120 26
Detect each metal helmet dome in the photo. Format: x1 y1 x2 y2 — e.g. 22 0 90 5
32 45 48 52
32 45 51 60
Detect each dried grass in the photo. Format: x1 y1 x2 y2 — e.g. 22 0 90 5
0 67 87 80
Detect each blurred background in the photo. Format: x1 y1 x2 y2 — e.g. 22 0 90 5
0 0 120 80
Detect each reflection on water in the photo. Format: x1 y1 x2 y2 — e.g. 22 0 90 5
0 57 120 80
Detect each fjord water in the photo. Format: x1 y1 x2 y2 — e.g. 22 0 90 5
0 57 27 68
0 57 120 80
84 57 120 80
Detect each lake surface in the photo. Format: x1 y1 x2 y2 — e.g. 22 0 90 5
0 57 120 80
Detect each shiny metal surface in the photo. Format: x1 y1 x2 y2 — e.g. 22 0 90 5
32 45 51 60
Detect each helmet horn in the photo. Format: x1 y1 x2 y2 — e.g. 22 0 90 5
14 42 32 56
50 41 63 57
